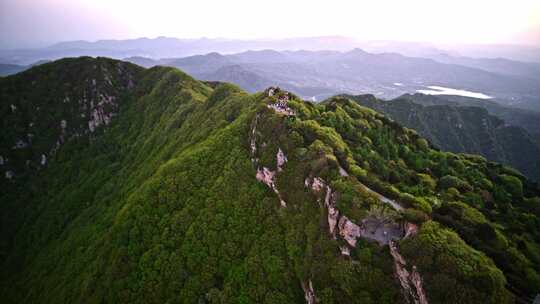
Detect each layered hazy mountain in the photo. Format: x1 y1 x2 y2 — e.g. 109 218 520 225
0 36 361 65
3 37 539 111
3 37 540 64
1 57 540 303
120 49 540 112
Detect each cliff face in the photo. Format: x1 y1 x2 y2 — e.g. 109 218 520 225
1 58 539 304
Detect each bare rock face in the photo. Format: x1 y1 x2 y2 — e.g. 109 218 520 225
411 267 429 304
327 205 340 237
303 173 429 304
389 241 428 304
266 87 275 97
250 114 259 158
304 177 325 192
305 177 363 246
250 115 286 207
325 186 339 237
302 280 317 304
256 166 287 207
312 177 325 192
256 167 276 189
404 222 419 239
338 216 363 247
277 148 287 171
338 165 349 177
305 177 341 238
340 246 351 256
88 94 116 133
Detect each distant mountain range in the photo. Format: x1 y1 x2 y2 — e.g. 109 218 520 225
0 36 360 65
119 49 540 111
3 37 540 64
2 37 539 111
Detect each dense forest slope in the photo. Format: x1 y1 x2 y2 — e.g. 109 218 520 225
398 93 540 140
346 94 540 182
1 57 540 304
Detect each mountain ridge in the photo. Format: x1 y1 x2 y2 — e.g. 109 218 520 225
1 57 539 303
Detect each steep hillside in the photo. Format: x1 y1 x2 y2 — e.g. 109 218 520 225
0 57 143 183
399 93 540 137
1 57 540 304
346 94 540 182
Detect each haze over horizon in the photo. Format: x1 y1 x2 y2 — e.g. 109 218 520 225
1 0 540 49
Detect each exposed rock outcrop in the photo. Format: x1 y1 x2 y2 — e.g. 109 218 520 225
338 216 363 247
255 99 428 304
305 177 325 192
301 280 317 304
389 240 428 304
256 167 276 188
305 176 404 247
88 94 117 133
404 222 419 239
324 185 339 237
338 166 349 177
277 148 287 171
266 87 296 116
340 246 351 256
1 59 139 181
250 114 259 159
250 114 287 207
254 161 287 207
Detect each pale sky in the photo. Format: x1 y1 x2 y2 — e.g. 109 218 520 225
1 0 539 48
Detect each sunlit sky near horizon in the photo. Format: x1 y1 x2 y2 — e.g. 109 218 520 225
1 0 539 48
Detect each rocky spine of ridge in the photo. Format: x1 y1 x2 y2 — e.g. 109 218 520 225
253 87 428 304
